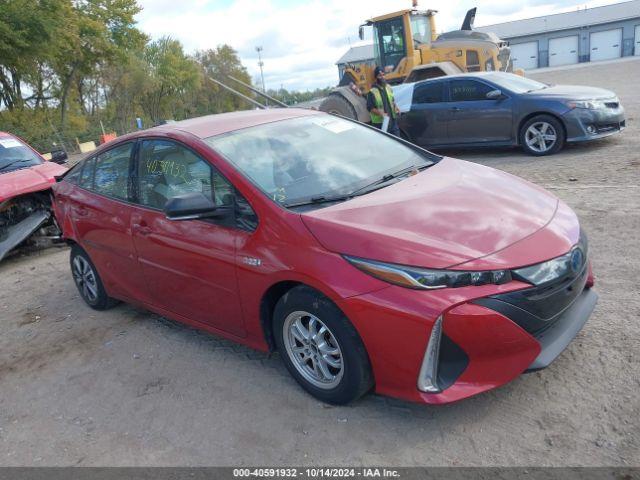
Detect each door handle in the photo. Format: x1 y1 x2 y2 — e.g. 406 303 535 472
450 107 461 112
133 222 152 236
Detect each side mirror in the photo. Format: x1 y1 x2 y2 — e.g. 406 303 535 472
50 149 68 164
486 89 504 100
358 25 364 41
163 192 230 221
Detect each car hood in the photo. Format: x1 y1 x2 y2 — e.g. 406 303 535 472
526 84 616 100
301 158 576 270
0 162 68 203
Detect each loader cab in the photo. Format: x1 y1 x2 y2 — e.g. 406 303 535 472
361 10 437 83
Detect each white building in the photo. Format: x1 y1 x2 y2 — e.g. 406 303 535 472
475 0 640 70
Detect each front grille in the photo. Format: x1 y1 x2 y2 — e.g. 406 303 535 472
596 123 622 134
474 233 590 337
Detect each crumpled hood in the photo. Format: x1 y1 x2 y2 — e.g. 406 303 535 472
527 84 617 100
301 158 576 270
0 162 67 203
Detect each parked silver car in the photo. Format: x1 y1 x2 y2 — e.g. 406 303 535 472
395 72 625 156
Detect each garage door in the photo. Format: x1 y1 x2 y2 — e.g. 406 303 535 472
549 35 579 67
590 29 622 61
510 42 538 70
635 25 640 56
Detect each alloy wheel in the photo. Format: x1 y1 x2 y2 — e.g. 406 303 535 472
72 255 98 303
283 311 344 389
525 121 557 153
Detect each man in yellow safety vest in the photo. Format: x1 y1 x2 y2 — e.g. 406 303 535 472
366 66 401 136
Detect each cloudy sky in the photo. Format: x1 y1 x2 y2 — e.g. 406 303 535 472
136 0 622 91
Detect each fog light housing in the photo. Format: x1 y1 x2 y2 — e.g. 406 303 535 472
586 124 597 134
418 316 443 393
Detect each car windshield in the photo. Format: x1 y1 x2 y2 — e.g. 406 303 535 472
205 115 438 207
0 137 43 174
483 73 548 93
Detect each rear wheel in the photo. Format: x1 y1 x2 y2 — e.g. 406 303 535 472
70 245 119 310
273 286 373 404
519 114 565 156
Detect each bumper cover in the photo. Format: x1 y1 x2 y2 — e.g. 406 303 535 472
526 288 597 371
562 106 625 142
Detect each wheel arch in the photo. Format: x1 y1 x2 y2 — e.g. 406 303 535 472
260 280 305 351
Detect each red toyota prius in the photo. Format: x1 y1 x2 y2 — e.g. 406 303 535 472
52 109 597 405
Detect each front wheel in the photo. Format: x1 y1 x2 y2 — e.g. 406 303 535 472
273 286 373 404
519 114 565 156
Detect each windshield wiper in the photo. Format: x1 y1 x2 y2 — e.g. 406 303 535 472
0 159 30 173
284 195 353 209
349 164 431 197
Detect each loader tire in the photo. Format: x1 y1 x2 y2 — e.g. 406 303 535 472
320 94 357 120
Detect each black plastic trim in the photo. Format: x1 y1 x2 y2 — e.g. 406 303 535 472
437 334 469 391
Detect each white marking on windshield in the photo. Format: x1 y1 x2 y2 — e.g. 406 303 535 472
0 139 23 149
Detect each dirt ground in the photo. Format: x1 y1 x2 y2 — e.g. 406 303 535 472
0 59 638 467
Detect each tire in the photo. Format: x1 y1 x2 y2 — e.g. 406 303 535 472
70 245 119 310
273 285 373 405
519 114 565 156
319 94 357 120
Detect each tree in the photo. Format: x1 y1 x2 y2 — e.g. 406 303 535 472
141 37 201 124
194 45 253 114
0 0 72 110
53 0 144 125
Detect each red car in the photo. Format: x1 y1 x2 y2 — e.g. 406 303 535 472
52 109 597 405
0 132 68 261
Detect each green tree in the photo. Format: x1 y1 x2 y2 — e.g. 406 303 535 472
141 37 201 124
194 45 253 114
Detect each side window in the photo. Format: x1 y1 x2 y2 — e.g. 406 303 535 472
93 143 132 200
450 80 493 102
78 157 96 189
412 82 445 105
466 50 481 72
63 162 83 184
137 139 214 210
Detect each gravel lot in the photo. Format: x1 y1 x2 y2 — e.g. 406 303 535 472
0 58 638 467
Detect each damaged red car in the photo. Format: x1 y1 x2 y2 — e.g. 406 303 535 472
0 132 68 261
52 109 597 405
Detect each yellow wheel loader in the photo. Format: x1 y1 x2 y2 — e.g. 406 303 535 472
320 4 514 122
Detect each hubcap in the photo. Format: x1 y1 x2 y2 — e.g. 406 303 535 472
72 256 98 303
525 121 557 153
283 311 344 390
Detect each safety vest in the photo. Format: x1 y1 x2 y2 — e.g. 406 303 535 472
369 84 396 124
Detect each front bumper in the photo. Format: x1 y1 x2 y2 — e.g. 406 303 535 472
562 105 625 142
526 288 597 371
340 256 597 404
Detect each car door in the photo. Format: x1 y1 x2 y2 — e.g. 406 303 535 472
65 142 150 302
446 79 514 144
130 138 252 337
400 80 449 146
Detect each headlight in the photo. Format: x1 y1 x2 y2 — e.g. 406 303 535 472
512 246 586 286
565 100 605 110
344 256 512 290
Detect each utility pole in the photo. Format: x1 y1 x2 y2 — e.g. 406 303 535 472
255 46 266 93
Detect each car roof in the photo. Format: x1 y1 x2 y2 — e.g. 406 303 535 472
142 107 321 139
416 71 509 83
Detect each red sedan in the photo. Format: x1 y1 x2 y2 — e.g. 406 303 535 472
1 132 68 261
52 109 597 405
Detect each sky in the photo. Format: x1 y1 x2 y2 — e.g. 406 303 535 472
135 0 624 91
